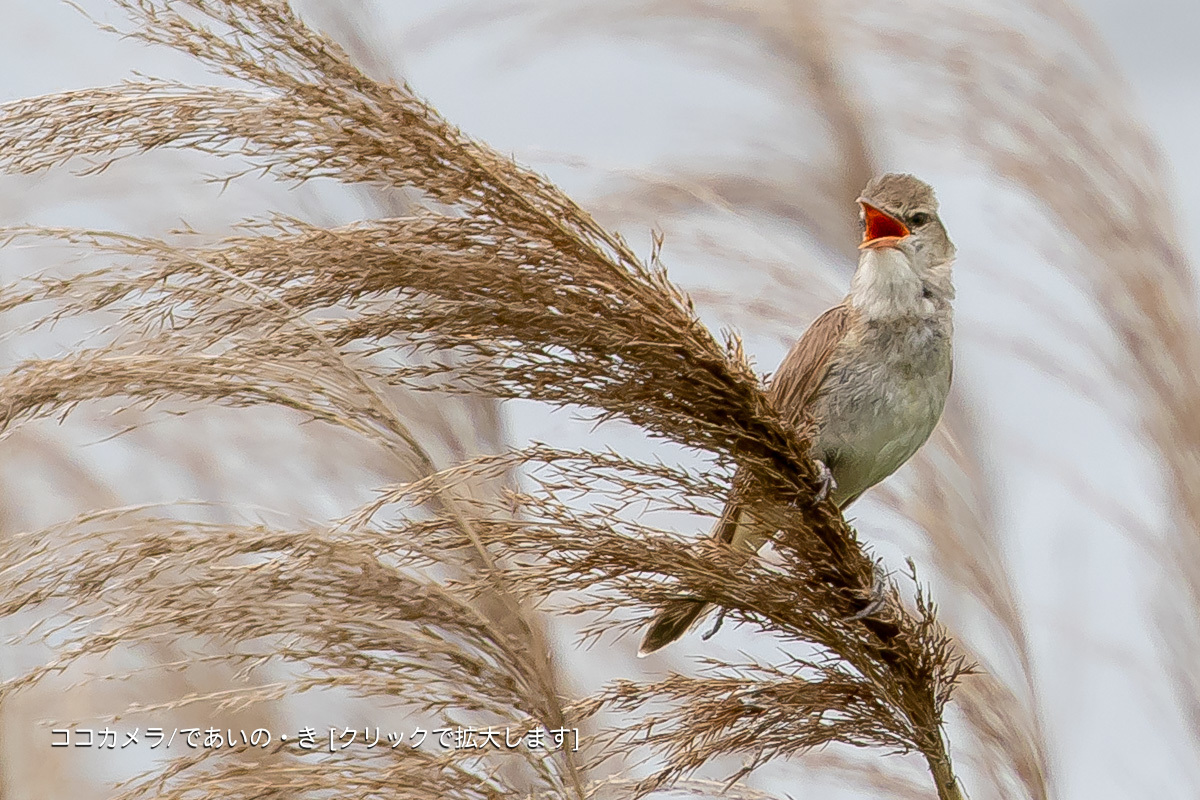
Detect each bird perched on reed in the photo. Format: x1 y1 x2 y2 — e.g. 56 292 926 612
639 173 956 655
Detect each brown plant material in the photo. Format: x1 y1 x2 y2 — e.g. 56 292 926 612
848 0 1197 784
0 1 970 798
428 1 1053 797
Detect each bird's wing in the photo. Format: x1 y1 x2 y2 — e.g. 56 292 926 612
717 302 855 546
766 302 855 425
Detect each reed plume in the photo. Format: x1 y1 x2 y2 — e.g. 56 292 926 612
467 1 1197 796
420 2 1055 797
0 1 975 797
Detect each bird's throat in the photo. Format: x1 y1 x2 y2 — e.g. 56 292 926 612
848 247 935 321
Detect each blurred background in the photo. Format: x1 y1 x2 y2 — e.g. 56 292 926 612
1 1 1197 798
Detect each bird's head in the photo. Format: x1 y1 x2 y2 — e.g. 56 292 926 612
857 173 955 283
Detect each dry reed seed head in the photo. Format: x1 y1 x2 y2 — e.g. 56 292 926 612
0 1 980 799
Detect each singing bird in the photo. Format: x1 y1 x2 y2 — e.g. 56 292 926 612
639 173 956 655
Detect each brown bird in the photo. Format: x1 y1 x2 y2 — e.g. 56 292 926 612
639 173 956 655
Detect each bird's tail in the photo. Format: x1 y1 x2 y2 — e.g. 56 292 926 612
637 597 710 657
637 497 750 656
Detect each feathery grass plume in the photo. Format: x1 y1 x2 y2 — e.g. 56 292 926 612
0 1 970 797
422 1 1052 797
950 0 1200 753
555 0 1200 793
840 0 1200 782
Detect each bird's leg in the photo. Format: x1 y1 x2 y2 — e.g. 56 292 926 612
813 458 837 504
842 560 890 622
701 606 729 640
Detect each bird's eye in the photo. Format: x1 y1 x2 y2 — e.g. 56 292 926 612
909 212 932 227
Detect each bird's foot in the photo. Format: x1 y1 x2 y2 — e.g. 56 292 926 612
701 606 729 641
841 561 890 622
813 459 837 504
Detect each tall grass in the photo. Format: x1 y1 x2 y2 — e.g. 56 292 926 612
418 0 1200 796
0 2 975 799
4 1 1196 798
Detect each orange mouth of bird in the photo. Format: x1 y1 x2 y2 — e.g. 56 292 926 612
859 202 910 249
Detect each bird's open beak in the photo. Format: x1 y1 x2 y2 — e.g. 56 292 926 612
858 201 910 250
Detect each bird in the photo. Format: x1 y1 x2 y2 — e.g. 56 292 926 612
639 173 956 656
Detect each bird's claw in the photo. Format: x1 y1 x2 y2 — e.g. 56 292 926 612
813 459 837 504
701 606 729 640
841 562 890 622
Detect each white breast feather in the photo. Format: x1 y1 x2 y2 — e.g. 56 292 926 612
848 247 935 321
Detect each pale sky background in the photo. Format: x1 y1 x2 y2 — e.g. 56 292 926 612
1 2 1197 799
